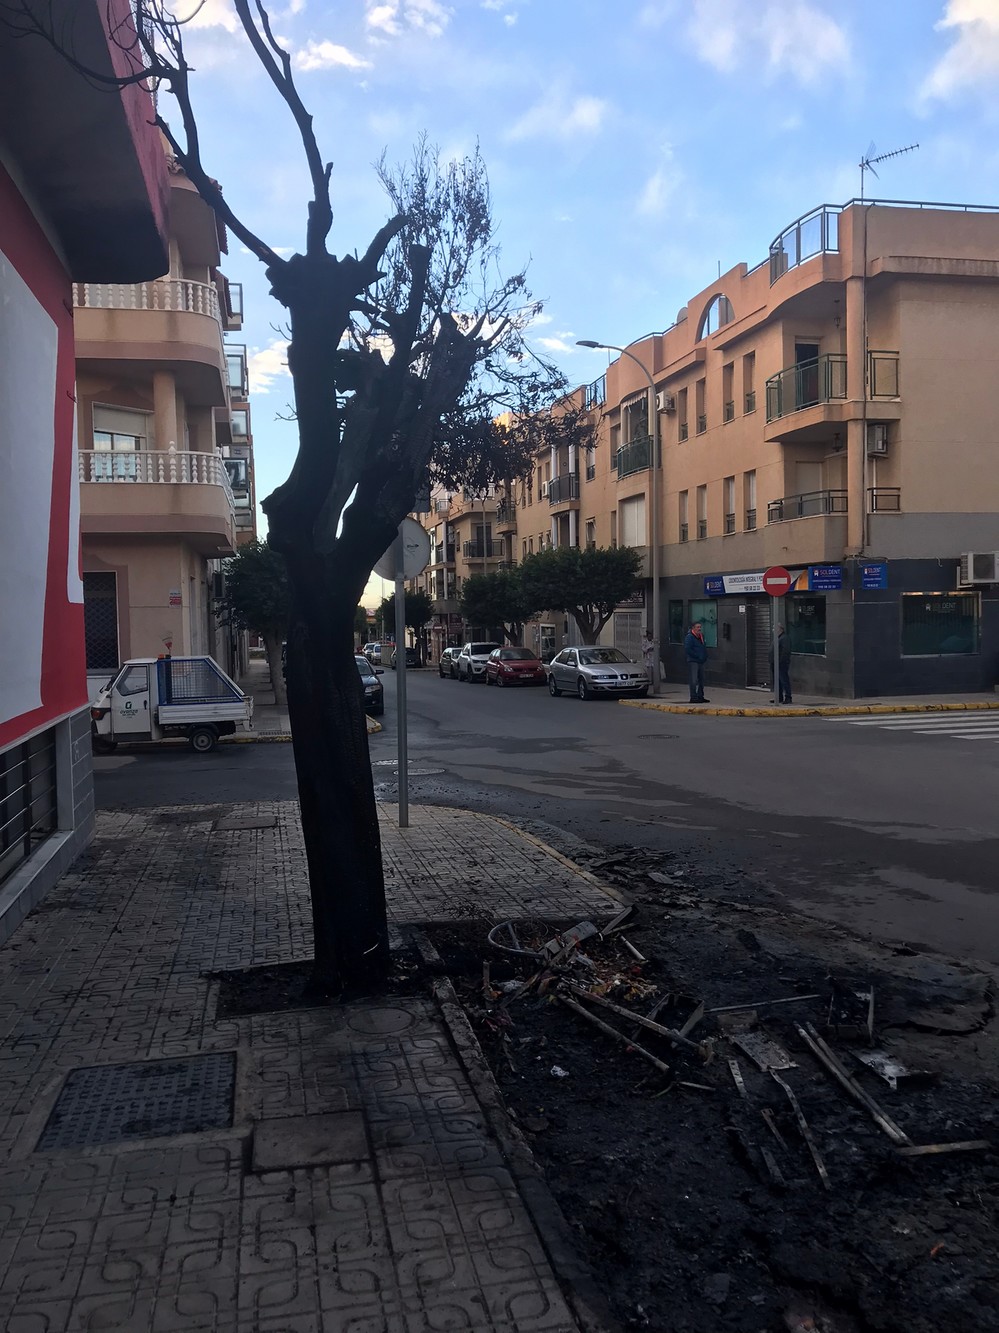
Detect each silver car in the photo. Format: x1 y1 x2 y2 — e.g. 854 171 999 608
547 646 649 701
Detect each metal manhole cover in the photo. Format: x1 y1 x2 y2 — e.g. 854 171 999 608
36 1052 236 1151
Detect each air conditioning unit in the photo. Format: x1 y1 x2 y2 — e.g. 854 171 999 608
540 481 550 498
959 551 999 585
656 392 676 413
866 423 889 456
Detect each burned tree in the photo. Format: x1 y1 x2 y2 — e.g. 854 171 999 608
9 0 567 991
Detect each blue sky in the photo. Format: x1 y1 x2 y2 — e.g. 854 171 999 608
173 0 999 602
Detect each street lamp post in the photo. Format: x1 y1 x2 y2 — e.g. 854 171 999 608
577 340 662 694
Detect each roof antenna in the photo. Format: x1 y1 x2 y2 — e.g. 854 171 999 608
859 141 919 201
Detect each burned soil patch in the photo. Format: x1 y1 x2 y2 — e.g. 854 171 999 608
208 949 426 1017
440 907 999 1333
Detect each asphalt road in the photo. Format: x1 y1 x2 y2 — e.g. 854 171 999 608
94 669 999 966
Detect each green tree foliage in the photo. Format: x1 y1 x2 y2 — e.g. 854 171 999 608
378 589 433 635
218 540 290 702
459 571 538 644
518 546 642 644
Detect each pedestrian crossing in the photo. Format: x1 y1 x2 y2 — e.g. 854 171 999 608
826 711 999 743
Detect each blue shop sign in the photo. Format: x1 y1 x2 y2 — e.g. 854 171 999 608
703 576 725 597
861 562 888 590
809 565 843 591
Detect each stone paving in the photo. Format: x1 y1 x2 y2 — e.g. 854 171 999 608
0 801 619 1332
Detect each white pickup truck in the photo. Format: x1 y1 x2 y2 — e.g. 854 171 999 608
91 656 253 753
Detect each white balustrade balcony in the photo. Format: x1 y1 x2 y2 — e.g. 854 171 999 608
73 279 222 323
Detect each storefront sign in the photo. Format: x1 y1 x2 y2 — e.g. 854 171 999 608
808 565 843 591
169 589 182 607
861 562 888 590
704 570 806 597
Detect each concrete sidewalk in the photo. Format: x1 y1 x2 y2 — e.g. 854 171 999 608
0 800 620 1332
623 682 999 717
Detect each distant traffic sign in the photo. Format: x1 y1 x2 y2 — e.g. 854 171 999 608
762 565 792 597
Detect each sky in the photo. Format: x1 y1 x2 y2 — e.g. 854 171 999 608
171 0 999 608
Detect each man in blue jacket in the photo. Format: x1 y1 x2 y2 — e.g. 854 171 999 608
684 621 708 703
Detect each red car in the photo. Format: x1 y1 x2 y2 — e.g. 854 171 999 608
485 647 547 687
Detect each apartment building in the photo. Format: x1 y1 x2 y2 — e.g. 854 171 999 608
420 485 507 655
499 199 999 696
0 0 169 936
75 156 247 696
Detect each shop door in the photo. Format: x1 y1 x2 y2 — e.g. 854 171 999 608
614 611 642 662
746 600 773 687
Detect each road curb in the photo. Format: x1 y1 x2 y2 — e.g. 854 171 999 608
220 733 294 744
620 699 999 718
484 814 629 905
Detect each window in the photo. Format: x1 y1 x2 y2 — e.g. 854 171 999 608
724 476 735 533
115 664 149 696
231 408 249 437
697 293 734 340
695 378 706 434
528 537 534 553
625 396 649 443
677 388 688 441
585 519 596 550
224 457 248 491
696 485 707 540
619 495 647 547
901 593 980 656
723 363 734 422
688 600 718 647
668 600 685 644
743 352 756 414
83 572 119 670
522 539 528 560
225 345 248 396
787 596 826 655
678 490 689 543
744 470 757 530
92 406 150 480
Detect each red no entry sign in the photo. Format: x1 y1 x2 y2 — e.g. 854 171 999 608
762 565 792 597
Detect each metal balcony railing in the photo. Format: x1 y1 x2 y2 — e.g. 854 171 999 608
585 462 596 481
495 500 517 525
679 523 689 543
79 448 235 508
463 541 495 558
767 489 848 522
679 422 689 442
746 508 757 530
585 374 606 410
697 519 707 539
869 351 900 398
548 473 580 504
724 400 735 422
432 544 456 564
696 414 707 434
745 390 756 414
724 513 736 533
616 436 651 479
73 279 221 324
769 205 840 284
434 497 451 513
869 486 901 512
765 354 847 422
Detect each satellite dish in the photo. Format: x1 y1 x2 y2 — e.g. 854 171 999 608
374 517 431 580
676 306 688 323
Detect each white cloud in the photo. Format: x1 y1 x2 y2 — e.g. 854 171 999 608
293 40 371 71
921 0 999 103
685 0 850 88
537 336 578 353
504 13 517 25
635 145 682 218
174 0 240 32
365 0 452 38
506 89 610 142
248 340 291 393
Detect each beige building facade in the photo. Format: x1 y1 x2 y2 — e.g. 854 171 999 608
424 198 999 696
76 161 251 695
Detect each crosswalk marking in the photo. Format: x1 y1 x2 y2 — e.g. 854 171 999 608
826 712 999 743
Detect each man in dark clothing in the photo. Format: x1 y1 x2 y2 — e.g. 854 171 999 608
773 623 792 703
683 622 708 703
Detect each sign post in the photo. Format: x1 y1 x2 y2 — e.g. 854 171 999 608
762 566 792 706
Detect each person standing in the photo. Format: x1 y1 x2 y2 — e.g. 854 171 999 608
641 629 655 681
773 623 792 703
683 621 708 703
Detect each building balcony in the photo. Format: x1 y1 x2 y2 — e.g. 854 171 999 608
764 352 900 444
79 447 236 555
431 544 456 565
869 486 901 512
432 598 460 615
72 279 228 407
765 354 847 423
767 489 847 522
616 436 651 480
548 473 580 507
462 541 496 559
494 500 518 530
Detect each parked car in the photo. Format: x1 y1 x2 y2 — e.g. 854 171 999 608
485 647 546 687
355 654 384 715
390 645 420 669
438 647 460 678
456 641 502 682
547 647 649 701
362 642 383 665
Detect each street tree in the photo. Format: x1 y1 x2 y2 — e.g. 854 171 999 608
217 540 290 705
519 546 642 644
460 570 538 645
9 0 569 992
378 589 433 661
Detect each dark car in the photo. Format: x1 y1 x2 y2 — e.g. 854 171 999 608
485 647 546 687
390 645 420 669
355 654 384 715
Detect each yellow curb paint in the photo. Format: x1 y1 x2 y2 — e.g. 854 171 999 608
620 699 999 719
